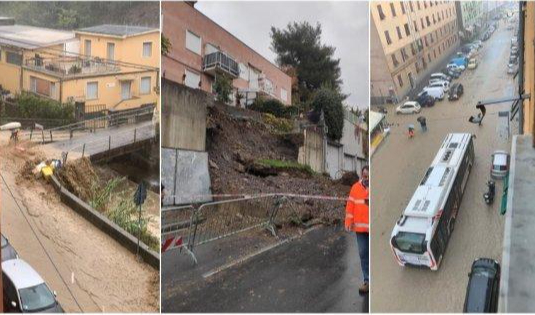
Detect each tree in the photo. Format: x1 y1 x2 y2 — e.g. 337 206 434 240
161 34 172 56
311 87 345 141
57 8 80 29
271 22 345 107
213 75 233 104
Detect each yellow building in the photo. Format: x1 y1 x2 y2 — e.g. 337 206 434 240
0 23 159 113
370 1 460 104
521 1 534 136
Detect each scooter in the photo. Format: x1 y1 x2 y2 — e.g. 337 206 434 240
483 180 495 205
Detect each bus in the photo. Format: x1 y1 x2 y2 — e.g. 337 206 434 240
390 133 475 270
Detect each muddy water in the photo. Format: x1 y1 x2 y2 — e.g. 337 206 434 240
371 23 514 312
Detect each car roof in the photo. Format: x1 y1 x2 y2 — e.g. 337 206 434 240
404 101 418 106
2 259 45 289
493 152 508 165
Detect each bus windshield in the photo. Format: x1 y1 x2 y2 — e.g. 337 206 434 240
394 232 426 254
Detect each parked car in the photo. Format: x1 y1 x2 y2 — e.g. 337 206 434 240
430 73 451 82
448 83 464 101
442 67 461 79
2 259 64 313
481 32 491 41
473 40 483 50
428 80 450 92
422 86 445 100
491 150 510 179
509 54 518 64
415 91 435 107
468 58 478 70
463 258 500 313
396 101 421 115
1 234 18 262
511 46 519 55
448 62 465 72
507 63 517 75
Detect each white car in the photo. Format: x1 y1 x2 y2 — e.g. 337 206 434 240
428 80 450 92
2 259 63 313
447 63 465 72
491 150 510 179
468 58 478 69
396 101 421 115
423 86 445 100
430 73 451 82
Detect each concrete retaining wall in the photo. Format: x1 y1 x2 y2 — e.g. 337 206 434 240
50 175 160 270
298 127 324 173
161 78 210 151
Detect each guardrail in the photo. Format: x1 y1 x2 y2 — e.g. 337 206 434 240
18 105 155 144
162 193 349 264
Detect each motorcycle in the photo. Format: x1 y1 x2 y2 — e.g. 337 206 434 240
483 180 495 205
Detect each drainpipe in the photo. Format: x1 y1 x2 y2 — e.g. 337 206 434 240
518 1 525 135
59 78 63 104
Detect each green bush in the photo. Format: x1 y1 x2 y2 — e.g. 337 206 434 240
250 98 297 118
311 87 344 141
16 92 75 122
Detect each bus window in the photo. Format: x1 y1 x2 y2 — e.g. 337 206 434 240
394 232 426 254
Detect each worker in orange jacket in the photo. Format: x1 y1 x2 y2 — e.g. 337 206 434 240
345 165 369 294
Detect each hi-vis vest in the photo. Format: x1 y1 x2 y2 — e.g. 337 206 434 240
345 181 369 233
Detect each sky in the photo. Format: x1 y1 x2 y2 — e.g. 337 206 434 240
196 1 370 110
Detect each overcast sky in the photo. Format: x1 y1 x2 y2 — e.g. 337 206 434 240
196 1 369 109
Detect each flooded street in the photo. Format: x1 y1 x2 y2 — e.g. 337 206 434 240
371 23 515 312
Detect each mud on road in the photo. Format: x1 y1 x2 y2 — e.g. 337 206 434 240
0 137 159 313
371 23 513 312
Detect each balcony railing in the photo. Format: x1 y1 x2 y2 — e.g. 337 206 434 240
24 57 121 78
202 51 239 78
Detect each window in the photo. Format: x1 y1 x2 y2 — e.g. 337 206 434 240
396 26 402 40
86 82 98 100
30 76 54 97
417 1 421 10
6 51 22 65
377 5 385 20
390 3 396 16
239 63 249 81
404 23 411 36
385 31 392 45
397 74 403 87
421 18 425 30
401 3 406 14
121 81 132 100
424 1 427 8
281 88 288 102
140 77 151 95
401 48 408 62
409 2 414 12
184 69 200 88
414 21 418 32
107 42 115 60
392 53 399 67
186 30 201 55
143 42 152 58
428 53 432 63
84 40 91 56
426 16 431 27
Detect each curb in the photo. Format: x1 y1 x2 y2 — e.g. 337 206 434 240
50 174 160 270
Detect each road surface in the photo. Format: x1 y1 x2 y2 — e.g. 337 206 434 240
162 226 368 312
0 138 159 313
371 22 514 312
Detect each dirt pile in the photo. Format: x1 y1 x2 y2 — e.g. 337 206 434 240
206 105 351 225
56 158 99 202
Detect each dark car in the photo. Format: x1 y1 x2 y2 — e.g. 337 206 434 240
444 68 461 79
463 258 501 313
448 83 464 101
1 234 18 262
416 91 435 107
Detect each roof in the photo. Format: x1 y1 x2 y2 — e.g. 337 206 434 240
369 111 385 132
0 25 75 50
2 259 44 289
76 24 159 38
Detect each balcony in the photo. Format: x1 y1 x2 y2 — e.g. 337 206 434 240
202 51 239 78
24 57 121 78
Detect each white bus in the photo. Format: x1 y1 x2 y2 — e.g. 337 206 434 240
390 133 475 270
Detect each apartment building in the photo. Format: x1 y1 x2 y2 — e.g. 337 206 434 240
162 1 292 106
370 0 460 104
0 21 159 113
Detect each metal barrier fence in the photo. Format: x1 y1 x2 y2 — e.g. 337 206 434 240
18 105 155 144
162 193 350 264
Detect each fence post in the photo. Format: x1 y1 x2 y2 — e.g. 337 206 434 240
82 143 86 158
108 135 111 152
41 130 45 144
30 128 33 141
265 195 285 238
134 128 137 143
70 128 73 139
49 130 53 142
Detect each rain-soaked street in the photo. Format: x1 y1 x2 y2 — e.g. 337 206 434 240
371 21 516 312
